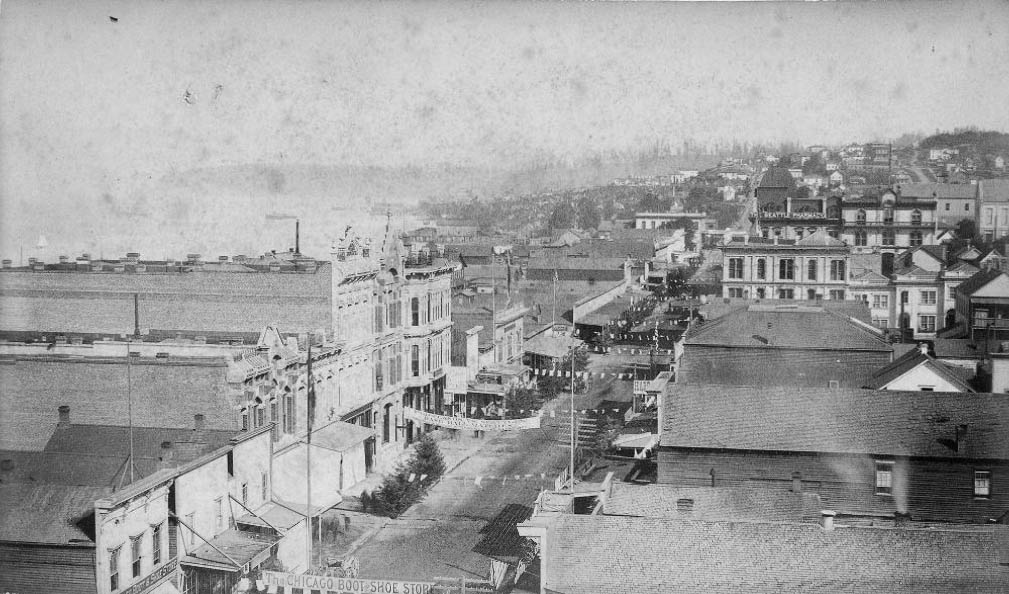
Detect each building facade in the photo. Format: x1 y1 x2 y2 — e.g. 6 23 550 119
721 232 852 301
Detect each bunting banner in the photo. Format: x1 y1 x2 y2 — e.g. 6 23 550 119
530 368 671 381
405 407 542 431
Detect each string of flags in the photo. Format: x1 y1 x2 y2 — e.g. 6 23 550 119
586 344 676 355
530 367 667 379
466 407 625 415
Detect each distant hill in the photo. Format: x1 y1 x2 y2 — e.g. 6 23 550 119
919 129 1009 154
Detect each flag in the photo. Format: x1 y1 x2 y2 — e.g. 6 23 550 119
306 343 316 441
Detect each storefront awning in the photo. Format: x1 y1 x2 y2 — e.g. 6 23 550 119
181 528 280 572
307 420 376 453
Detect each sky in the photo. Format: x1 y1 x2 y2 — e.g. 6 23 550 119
1 0 1008 258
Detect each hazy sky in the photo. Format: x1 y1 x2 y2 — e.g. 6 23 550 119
2 0 1008 258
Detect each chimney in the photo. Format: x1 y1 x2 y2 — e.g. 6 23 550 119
1 259 11 269
125 252 140 263
918 342 929 356
820 510 835 531
955 424 968 453
58 405 71 427
159 441 174 463
791 471 802 493
194 414 206 431
58 255 69 264
187 253 202 266
743 233 749 245
218 255 229 263
295 219 300 255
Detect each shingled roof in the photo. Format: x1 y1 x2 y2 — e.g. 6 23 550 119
603 484 823 523
543 515 1009 594
957 269 1009 297
660 384 1009 459
685 304 890 351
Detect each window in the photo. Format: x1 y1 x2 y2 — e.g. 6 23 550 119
883 207 894 224
873 294 889 309
152 522 162 566
856 209 866 224
948 286 957 300
241 483 248 507
778 288 794 300
728 287 744 298
110 546 122 591
911 209 922 225
796 229 804 240
854 230 867 246
829 289 845 300
755 288 765 299
807 289 818 301
807 260 817 281
779 259 795 280
411 344 420 376
875 460 894 495
241 411 249 432
411 297 420 326
131 534 143 578
920 290 936 305
909 231 923 246
261 471 268 502
965 202 970 211
945 203 950 211
829 260 845 281
374 349 383 390
974 470 991 498
918 315 936 332
873 318 888 329
186 513 195 545
756 259 766 280
882 229 895 245
426 339 432 373
215 497 223 531
728 257 743 279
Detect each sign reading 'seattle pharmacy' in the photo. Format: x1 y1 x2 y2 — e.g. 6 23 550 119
261 571 435 594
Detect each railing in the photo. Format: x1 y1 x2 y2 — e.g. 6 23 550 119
972 318 1009 329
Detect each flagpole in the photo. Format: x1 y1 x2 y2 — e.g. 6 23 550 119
569 307 576 492
305 342 313 571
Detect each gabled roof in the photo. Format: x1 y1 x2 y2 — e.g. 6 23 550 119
947 260 981 276
794 229 847 247
958 269 1009 297
863 347 975 392
849 269 890 284
543 515 1009 594
660 384 1009 459
685 305 890 351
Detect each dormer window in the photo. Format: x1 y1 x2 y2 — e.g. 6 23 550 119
856 209 867 224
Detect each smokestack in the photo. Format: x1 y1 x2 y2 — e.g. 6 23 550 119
820 510 835 531
791 472 802 493
956 424 968 453
295 219 300 255
194 414 205 431
58 405 71 427
133 293 141 338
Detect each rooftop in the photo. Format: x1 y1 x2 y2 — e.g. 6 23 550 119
543 515 1009 594
603 484 823 523
685 304 889 351
660 384 1009 459
898 182 978 199
0 483 109 544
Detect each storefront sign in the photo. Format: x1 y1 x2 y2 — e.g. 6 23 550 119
261 572 434 593
404 408 541 431
120 558 178 594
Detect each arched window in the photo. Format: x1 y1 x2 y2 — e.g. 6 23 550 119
807 260 817 281
411 344 420 377
411 297 420 326
854 230 867 246
383 404 392 443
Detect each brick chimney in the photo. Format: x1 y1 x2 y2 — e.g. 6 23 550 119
194 414 205 431
58 405 71 427
820 510 835 531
